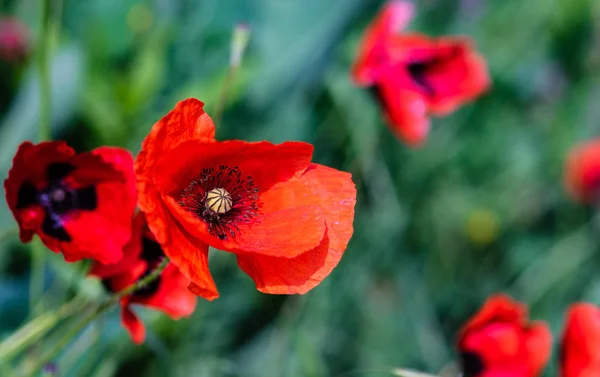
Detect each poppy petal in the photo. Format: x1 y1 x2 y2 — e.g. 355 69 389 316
159 207 219 300
418 38 490 115
121 305 146 344
524 321 552 377
153 140 313 196
131 264 196 318
4 141 75 242
136 98 215 237
561 303 600 377
89 213 146 278
459 294 526 337
352 1 415 85
39 148 136 264
165 194 325 258
374 82 430 147
236 163 356 294
564 139 600 203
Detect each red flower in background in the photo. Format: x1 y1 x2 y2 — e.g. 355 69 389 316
564 139 600 204
90 213 196 344
457 294 552 377
0 17 29 63
352 1 490 146
4 141 137 264
135 98 356 300
560 303 600 377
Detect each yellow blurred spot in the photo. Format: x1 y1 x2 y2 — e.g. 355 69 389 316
466 209 499 246
127 3 153 34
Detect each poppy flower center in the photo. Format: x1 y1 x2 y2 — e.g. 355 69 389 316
205 188 233 214
460 351 485 377
15 162 97 242
179 165 259 240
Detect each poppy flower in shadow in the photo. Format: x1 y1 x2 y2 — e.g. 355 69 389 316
90 212 196 344
4 141 136 264
352 1 490 146
135 98 356 300
457 294 551 377
564 139 600 204
560 303 600 377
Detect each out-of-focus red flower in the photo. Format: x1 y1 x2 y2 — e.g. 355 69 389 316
0 17 29 63
457 294 552 377
352 1 490 147
90 213 196 344
135 98 356 300
564 139 600 204
4 141 137 264
560 303 600 377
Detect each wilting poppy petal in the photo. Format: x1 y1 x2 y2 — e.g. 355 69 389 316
4 142 137 264
457 294 551 377
564 139 600 204
121 305 146 345
560 303 600 377
135 98 357 297
89 212 197 344
237 164 356 294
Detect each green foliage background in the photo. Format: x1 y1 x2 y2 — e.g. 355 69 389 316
1 0 599 376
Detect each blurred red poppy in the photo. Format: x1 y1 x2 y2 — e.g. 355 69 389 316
564 139 600 204
352 1 490 146
457 294 551 377
4 141 136 264
90 212 196 344
560 303 600 377
0 17 29 63
135 98 356 300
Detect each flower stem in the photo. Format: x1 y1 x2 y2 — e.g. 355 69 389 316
28 0 54 325
37 0 52 142
21 258 169 377
212 23 250 127
29 239 46 317
0 295 86 362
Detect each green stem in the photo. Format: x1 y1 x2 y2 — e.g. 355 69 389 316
21 258 169 377
212 65 237 128
29 239 46 317
0 295 86 362
37 0 52 142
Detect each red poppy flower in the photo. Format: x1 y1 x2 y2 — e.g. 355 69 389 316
457 294 552 377
89 212 196 344
135 98 356 300
560 303 600 377
352 2 490 146
4 141 137 264
564 139 600 204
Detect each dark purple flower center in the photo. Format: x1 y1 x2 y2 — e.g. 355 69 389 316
16 162 97 241
179 165 259 240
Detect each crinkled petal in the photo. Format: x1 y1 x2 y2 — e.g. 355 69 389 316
236 164 356 294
